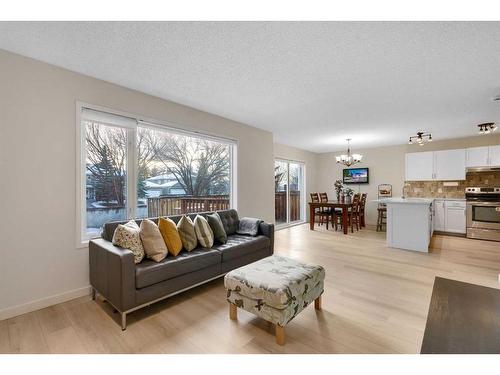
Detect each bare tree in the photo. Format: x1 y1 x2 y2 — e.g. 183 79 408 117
86 123 230 203
155 135 230 196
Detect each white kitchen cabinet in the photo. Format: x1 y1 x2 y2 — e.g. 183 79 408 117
466 146 489 167
406 149 465 181
434 199 445 231
405 151 434 181
489 145 500 166
444 201 466 234
434 149 466 180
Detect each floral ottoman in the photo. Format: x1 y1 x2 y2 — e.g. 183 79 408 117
224 255 325 345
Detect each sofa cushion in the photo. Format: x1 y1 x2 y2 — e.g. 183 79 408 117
140 219 169 262
177 215 198 251
112 220 144 264
217 209 239 235
212 234 270 262
207 212 227 244
194 215 214 248
135 248 222 289
158 217 183 257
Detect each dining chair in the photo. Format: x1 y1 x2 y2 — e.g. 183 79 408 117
319 192 335 229
359 193 367 228
311 192 332 228
310 193 323 227
348 193 361 232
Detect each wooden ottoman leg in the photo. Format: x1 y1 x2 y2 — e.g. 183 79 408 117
229 302 237 320
315 295 322 310
275 325 285 346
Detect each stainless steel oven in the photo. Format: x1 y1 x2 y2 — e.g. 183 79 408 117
465 187 500 241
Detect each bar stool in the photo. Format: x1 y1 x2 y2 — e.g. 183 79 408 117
376 206 387 232
376 184 392 232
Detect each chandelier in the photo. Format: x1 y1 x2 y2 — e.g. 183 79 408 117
408 131 432 146
335 139 362 167
477 122 497 134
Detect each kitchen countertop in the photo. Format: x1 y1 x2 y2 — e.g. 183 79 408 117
428 197 466 201
375 198 434 205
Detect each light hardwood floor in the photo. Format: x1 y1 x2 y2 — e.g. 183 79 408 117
1 224 499 353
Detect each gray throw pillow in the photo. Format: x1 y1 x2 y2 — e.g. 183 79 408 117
207 212 227 244
236 217 263 237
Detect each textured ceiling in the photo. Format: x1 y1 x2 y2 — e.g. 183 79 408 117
1 21 500 153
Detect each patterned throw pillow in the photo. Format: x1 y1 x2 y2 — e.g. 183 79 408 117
112 220 144 264
140 219 169 262
194 215 214 248
207 212 227 244
177 215 198 251
158 217 183 256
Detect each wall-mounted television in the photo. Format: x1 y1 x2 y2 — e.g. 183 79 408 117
343 168 369 184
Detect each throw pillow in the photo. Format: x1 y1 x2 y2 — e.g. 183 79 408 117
158 217 183 256
112 220 144 264
207 212 227 244
140 219 169 262
194 215 214 248
177 215 198 251
236 217 263 236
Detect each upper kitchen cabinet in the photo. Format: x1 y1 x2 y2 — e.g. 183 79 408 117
489 145 500 166
405 151 434 181
466 146 489 167
434 149 466 180
406 149 466 181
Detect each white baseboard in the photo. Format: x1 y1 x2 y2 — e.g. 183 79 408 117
0 285 91 321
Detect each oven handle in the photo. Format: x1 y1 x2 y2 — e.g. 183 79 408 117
466 201 500 207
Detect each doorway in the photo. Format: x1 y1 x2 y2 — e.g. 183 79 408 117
274 159 305 226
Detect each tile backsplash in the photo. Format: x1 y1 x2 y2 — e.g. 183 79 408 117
466 170 500 187
404 170 500 198
403 180 467 198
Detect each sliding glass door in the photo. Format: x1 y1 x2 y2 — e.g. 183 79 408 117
275 159 305 226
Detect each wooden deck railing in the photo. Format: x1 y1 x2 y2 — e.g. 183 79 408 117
275 191 301 223
147 195 230 217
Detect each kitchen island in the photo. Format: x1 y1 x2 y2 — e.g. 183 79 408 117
378 198 434 252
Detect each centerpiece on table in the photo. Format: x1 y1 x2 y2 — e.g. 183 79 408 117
334 179 343 202
343 187 354 204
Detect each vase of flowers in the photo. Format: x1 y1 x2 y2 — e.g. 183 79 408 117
334 179 343 202
343 187 354 204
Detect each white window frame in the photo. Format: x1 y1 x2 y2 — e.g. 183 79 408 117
274 158 306 229
76 102 238 248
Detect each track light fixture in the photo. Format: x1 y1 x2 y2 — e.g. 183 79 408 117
408 131 432 146
477 122 497 134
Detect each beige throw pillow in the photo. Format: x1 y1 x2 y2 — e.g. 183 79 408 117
194 215 214 248
140 219 169 262
177 215 198 251
112 220 144 264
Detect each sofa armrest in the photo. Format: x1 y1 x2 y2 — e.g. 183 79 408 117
89 238 136 312
259 222 275 254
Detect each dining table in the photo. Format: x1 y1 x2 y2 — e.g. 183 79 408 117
308 200 357 234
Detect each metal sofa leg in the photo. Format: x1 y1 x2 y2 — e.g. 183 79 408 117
91 287 96 300
121 312 127 331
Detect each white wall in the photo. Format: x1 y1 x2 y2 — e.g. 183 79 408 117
274 143 319 221
317 134 500 226
0 49 274 319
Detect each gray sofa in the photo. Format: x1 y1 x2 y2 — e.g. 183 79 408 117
89 209 274 330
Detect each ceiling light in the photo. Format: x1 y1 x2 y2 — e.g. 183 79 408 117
408 131 432 145
335 139 363 167
477 123 496 134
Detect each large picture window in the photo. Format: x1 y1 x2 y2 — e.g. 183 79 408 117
78 106 236 243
